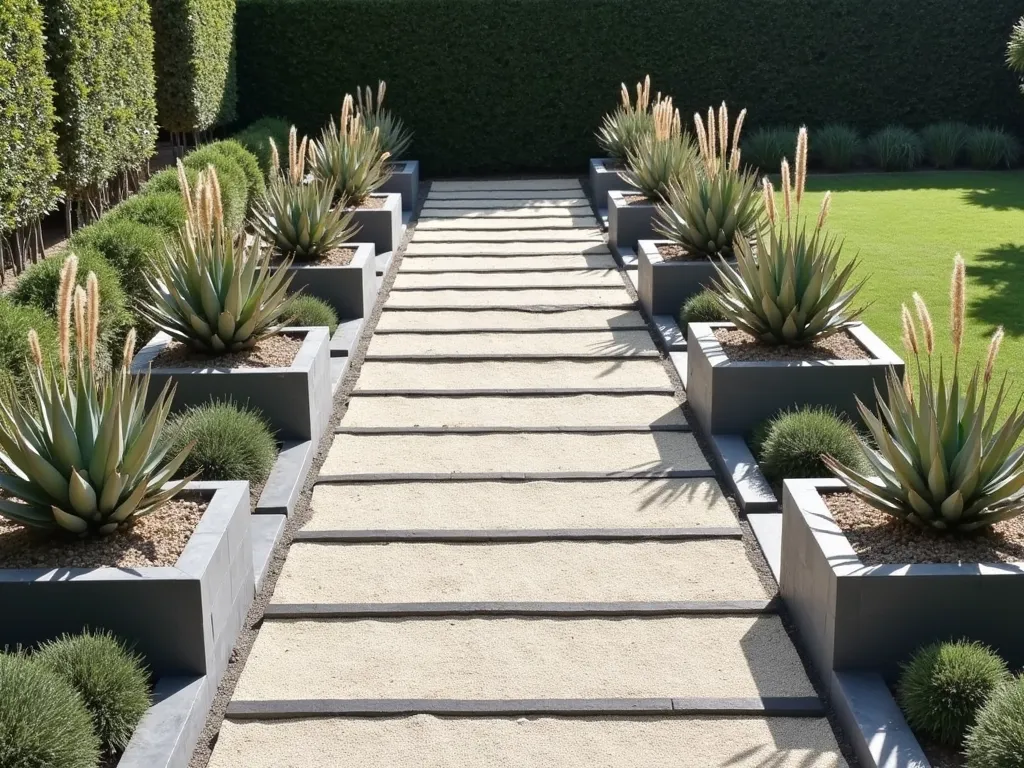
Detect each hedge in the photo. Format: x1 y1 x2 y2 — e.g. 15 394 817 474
235 0 1024 174
152 0 238 133
0 0 60 234
40 0 157 198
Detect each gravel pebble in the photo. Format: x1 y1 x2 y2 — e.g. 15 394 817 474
715 327 870 362
152 334 302 370
624 193 652 205
348 196 386 210
272 247 356 267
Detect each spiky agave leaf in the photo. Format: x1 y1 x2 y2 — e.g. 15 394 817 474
251 177 357 261
308 94 392 206
597 107 655 163
355 80 413 160
620 97 696 202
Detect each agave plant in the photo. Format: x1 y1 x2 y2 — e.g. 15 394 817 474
356 80 413 161
825 257 1024 531
622 97 697 201
714 127 866 345
250 127 357 261
140 162 297 354
0 256 194 535
596 75 655 163
309 94 392 206
656 103 761 258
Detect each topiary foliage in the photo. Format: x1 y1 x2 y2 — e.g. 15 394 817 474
900 640 1011 748
110 191 187 236
182 143 250 231
152 0 238 133
70 217 166 301
678 289 725 325
285 294 339 333
0 652 101 768
0 0 61 235
214 139 265 202
233 116 290 176
755 407 865 484
168 400 278 485
0 298 59 386
965 674 1024 768
35 630 151 754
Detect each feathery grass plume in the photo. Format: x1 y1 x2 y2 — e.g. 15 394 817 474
763 177 777 224
903 368 915 404
639 75 650 110
795 127 808 205
781 158 792 219
951 254 966 358
72 286 86 365
816 191 832 230
57 255 76 369
122 327 136 369
913 292 935 355
693 112 709 161
707 107 716 170
268 137 280 177
718 103 728 160
901 303 920 357
732 109 747 159
86 273 99 371
985 327 1004 384
620 82 629 108
27 329 43 368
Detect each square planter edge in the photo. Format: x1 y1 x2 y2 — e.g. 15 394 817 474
116 675 209 768
377 160 419 212
255 439 315 516
709 433 777 514
608 190 657 253
638 240 728 317
346 192 402 255
588 158 636 214
281 241 376 321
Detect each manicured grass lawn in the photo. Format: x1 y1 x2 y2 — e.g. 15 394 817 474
798 172 1024 421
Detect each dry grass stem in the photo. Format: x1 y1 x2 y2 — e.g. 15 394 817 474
912 292 935 356
27 330 43 368
122 328 136 369
795 127 808 205
951 254 966 358
57 254 77 370
780 159 792 219
901 303 919 357
985 327 1005 383
762 177 777 224
816 191 832 230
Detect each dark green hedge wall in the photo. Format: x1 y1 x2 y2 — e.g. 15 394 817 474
235 0 1024 175
0 0 60 232
152 0 238 132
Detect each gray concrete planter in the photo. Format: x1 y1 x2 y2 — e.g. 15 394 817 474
378 160 419 212
131 327 332 443
0 481 252 683
346 192 402 255
637 239 728 317
781 478 1024 679
687 321 903 436
117 676 208 768
588 158 636 213
279 241 376 321
608 190 658 253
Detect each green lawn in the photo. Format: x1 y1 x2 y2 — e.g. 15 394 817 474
797 172 1024 420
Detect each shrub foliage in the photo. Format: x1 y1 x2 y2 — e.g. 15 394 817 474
965 675 1024 768
678 289 725 324
755 407 865 484
286 294 340 333
168 400 278 485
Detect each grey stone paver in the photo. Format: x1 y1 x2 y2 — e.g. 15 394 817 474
392 269 622 288
385 288 631 308
374 308 644 330
364 329 658 357
416 216 597 229
397 254 617 270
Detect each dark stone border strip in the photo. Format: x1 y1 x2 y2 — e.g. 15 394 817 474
363 353 661 362
255 440 315 515
374 326 651 334
263 600 775 619
226 696 824 719
316 469 717 484
293 527 742 543
118 676 208 768
747 513 783 585
709 434 777 514
334 425 690 435
652 314 686 352
352 388 678 397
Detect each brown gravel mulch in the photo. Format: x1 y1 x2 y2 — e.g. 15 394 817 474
0 494 207 569
826 492 1024 566
624 193 653 205
272 247 356 267
657 243 712 262
152 334 302 370
350 196 386 210
714 327 871 361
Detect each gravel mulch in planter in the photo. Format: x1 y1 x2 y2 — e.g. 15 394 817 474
624 193 653 205
826 491 1024 565
152 334 303 370
352 196 386 210
714 328 871 362
0 494 207 568
270 247 356 267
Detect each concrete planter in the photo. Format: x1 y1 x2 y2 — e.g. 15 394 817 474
279 241 376 321
687 321 903 436
346 192 402 255
378 160 419 212
608 190 658 253
781 478 1024 679
131 327 332 443
637 240 728 317
0 481 252 683
588 158 636 213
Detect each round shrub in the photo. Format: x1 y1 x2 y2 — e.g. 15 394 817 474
867 126 923 171
285 294 339 334
741 126 794 171
168 401 278 485
70 217 166 301
0 652 101 768
814 123 862 171
215 139 265 202
110 191 187 236
35 631 150 754
183 144 249 232
965 675 1024 768
234 117 290 176
921 122 970 169
755 407 865 484
0 299 59 386
143 165 196 197
678 289 725 325
966 127 1022 169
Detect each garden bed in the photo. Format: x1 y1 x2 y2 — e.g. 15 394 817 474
588 157 636 220
607 190 657 255
346 192 402 256
637 239 727 317
277 241 377 323
378 160 419 212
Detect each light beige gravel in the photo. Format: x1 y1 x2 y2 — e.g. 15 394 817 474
209 716 847 768
384 288 631 308
354 359 674 390
375 309 644 331
404 242 612 255
417 216 597 229
422 197 590 208
320 432 710 475
420 205 595 218
271 540 767 604
232 615 816 700
393 270 622 289
365 330 657 357
340 394 685 427
412 228 605 242
430 180 583 192
398 254 617 271
305 478 736 530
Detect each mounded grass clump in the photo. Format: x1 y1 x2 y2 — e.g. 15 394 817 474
0 652 101 768
183 144 250 231
814 123 862 171
966 127 1021 169
921 122 970 168
741 126 793 171
754 407 865 484
70 217 166 301
0 299 59 386
169 401 278 485
678 289 725 325
35 631 150 754
867 125 923 170
214 139 265 201
899 640 1010 747
110 191 187 236
285 294 339 333
965 675 1024 767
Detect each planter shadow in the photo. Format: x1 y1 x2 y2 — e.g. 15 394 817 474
608 190 657 255
378 160 419 212
637 239 728 317
346 192 402 256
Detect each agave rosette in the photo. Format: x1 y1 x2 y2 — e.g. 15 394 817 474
309 94 392 206
622 97 697 201
597 75 656 162
356 80 413 160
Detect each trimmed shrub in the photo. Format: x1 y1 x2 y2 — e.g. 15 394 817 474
899 640 1010 748
285 294 339 333
814 124 862 172
233 117 290 176
151 0 238 132
867 126 923 171
755 407 865 484
741 127 793 171
966 127 1022 169
921 122 970 168
168 400 278 485
215 139 265 201
144 166 196 197
70 217 166 301
0 299 59 386
0 652 101 768
678 289 725 325
0 0 61 234
110 191 187 236
965 675 1024 768
182 144 249 230
35 631 150 754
